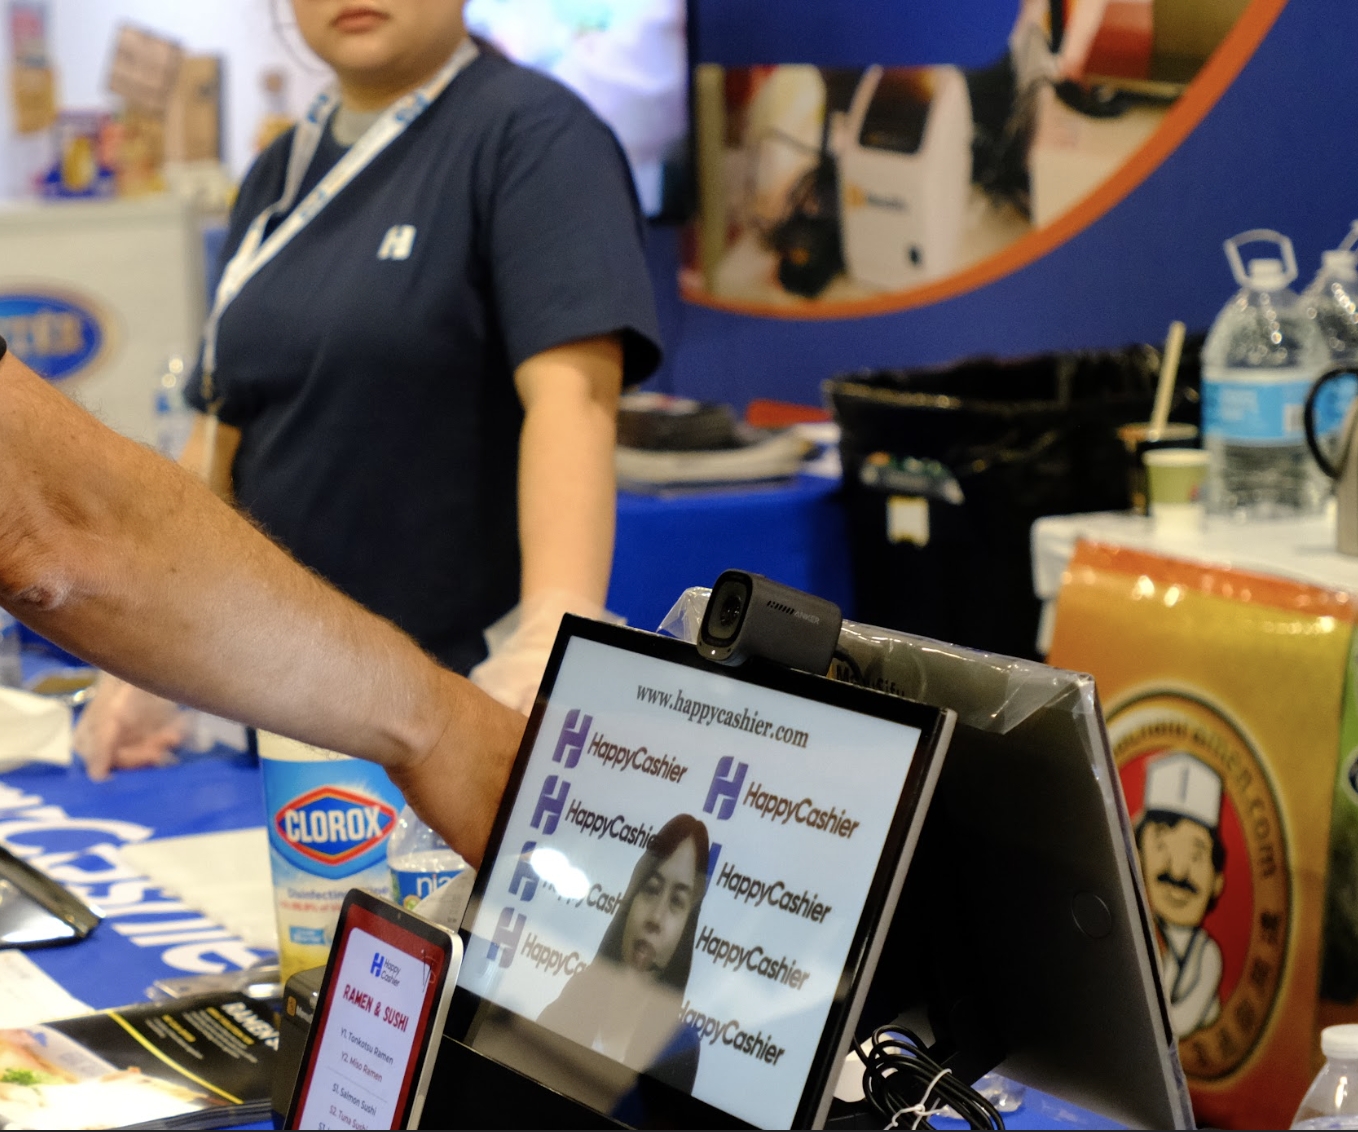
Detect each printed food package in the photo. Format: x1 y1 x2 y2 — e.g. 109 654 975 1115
1049 540 1354 1130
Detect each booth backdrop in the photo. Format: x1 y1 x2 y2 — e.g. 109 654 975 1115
650 0 1356 410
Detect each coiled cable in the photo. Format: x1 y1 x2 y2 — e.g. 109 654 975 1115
855 1026 1004 1130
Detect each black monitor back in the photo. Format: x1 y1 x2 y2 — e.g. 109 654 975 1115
832 615 1194 1130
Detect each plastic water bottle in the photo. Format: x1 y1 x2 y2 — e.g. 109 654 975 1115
153 354 193 460
1202 230 1330 518
1291 1024 1358 1128
0 611 22 688
387 804 467 913
1303 222 1358 439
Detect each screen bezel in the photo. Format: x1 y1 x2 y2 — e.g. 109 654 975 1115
448 616 953 1129
287 889 454 1131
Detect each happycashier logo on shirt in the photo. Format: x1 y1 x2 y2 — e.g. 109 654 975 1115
274 785 398 869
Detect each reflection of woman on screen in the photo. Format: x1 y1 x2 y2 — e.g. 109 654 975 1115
537 814 709 1091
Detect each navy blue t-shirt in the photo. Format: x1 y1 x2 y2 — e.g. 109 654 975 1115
188 52 661 673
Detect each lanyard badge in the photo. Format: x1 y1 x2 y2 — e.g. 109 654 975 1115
198 38 479 409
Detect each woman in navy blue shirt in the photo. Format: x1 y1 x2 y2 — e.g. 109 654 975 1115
77 0 661 774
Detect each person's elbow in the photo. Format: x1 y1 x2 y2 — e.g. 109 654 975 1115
0 517 83 619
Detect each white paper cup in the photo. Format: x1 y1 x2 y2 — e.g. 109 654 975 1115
1144 448 1208 535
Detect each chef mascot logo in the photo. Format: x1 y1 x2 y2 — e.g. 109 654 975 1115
1108 691 1290 1081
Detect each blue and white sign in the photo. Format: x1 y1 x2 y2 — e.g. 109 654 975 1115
0 291 108 382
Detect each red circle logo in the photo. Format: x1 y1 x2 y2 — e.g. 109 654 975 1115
1109 691 1290 1081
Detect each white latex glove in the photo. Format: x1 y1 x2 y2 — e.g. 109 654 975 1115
72 674 187 781
470 591 624 714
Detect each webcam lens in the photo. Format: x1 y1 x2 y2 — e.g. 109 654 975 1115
707 578 747 643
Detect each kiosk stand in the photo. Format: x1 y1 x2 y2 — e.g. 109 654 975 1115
412 590 1192 1129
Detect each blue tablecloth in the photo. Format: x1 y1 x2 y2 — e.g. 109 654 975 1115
1 750 273 1007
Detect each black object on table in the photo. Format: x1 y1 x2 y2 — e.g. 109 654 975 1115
829 342 1202 660
0 842 103 948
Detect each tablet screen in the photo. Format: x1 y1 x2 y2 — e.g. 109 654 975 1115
456 627 943 1129
292 900 450 1130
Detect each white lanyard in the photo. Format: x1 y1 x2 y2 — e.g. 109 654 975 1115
198 37 479 405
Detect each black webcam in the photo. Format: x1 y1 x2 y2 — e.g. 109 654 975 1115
697 570 843 675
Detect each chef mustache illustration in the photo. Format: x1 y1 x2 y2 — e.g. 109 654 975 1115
1133 751 1229 1041
1156 870 1202 895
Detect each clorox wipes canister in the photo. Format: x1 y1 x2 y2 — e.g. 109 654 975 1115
258 731 405 982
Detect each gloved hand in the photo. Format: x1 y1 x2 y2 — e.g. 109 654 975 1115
72 675 187 781
470 591 624 714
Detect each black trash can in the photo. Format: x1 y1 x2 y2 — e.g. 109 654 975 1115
829 344 1200 660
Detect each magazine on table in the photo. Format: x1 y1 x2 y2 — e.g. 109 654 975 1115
0 992 277 1130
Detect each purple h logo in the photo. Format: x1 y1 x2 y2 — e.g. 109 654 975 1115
509 841 538 901
552 709 592 769
487 906 525 968
531 775 570 835
703 757 747 821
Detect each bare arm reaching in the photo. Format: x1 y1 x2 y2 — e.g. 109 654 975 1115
0 344 523 866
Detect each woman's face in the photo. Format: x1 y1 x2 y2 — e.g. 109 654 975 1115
290 0 466 96
621 839 697 974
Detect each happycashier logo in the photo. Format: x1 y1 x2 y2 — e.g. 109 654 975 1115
552 709 592 769
1108 692 1289 1083
703 758 860 839
274 786 397 868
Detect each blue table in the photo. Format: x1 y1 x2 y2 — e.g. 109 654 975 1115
608 473 854 632
1 751 274 1007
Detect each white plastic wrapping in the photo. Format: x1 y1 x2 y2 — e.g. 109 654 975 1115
657 585 1192 1127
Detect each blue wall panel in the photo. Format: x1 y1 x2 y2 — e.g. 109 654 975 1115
692 0 1013 68
656 0 1354 409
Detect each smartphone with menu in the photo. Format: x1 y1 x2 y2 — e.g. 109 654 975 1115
286 889 461 1130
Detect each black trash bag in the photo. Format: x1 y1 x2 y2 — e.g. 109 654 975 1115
829 343 1201 660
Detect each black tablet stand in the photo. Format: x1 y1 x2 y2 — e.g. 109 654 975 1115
416 593 1193 1129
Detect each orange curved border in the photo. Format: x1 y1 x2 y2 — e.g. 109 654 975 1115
682 0 1289 321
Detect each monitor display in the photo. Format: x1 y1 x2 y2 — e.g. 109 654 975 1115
464 0 688 217
456 626 946 1128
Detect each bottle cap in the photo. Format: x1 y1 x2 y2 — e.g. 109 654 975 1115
1322 1024 1358 1060
1248 258 1288 291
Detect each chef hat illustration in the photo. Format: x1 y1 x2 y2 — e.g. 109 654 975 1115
1144 751 1223 830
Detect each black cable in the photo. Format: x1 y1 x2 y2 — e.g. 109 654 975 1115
832 648 864 684
0 333 7 363
856 1026 1004 1130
